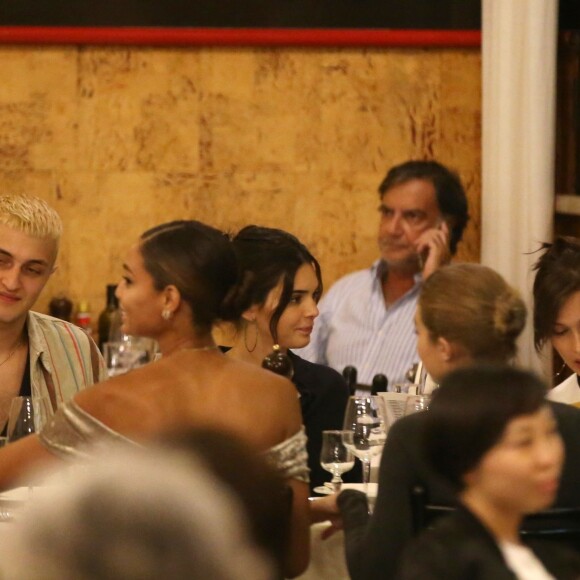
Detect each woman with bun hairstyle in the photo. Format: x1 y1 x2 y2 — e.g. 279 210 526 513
227 225 354 491
0 220 310 578
311 263 528 580
415 263 526 382
533 236 580 406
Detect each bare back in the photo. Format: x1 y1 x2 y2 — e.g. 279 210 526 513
75 349 303 452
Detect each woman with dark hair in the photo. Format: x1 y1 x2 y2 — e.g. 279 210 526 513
533 236 580 406
398 365 580 579
227 225 353 491
0 220 310 578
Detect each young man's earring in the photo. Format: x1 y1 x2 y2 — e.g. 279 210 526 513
162 309 173 321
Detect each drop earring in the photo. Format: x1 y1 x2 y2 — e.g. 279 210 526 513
555 362 568 378
262 344 294 379
162 309 173 321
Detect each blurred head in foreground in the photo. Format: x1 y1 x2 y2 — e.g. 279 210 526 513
0 446 272 580
425 365 563 515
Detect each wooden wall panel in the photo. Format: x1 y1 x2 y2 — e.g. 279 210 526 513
0 45 481 325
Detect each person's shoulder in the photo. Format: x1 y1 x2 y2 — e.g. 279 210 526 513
389 409 427 439
289 352 347 387
398 509 499 579
28 311 92 344
224 356 297 397
327 264 376 291
549 399 580 423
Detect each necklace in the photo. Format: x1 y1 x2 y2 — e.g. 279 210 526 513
0 338 23 369
182 345 219 353
160 345 219 358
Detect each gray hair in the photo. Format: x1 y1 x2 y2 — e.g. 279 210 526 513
0 447 272 580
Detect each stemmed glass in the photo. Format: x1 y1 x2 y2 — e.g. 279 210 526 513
342 396 387 493
6 396 52 443
320 430 355 493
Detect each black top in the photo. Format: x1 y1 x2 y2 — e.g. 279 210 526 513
397 504 580 580
288 351 360 491
218 347 357 490
338 401 580 580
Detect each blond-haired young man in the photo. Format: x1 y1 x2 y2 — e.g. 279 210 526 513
0 195 105 431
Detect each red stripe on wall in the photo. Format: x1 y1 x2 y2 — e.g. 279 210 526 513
0 27 481 47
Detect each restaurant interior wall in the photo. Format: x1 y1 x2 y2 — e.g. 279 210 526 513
0 45 481 325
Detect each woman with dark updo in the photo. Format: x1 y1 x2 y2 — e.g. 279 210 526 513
226 225 354 491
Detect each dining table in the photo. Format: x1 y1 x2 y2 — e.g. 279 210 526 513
295 483 378 580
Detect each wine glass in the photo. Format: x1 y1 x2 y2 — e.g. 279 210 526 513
320 430 355 493
6 396 52 498
404 394 432 416
342 396 387 493
6 396 52 443
104 339 150 377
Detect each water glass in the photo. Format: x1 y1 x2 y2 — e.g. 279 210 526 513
104 340 150 377
404 394 431 416
342 396 387 492
320 430 355 493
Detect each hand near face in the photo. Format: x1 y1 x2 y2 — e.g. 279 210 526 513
414 221 451 279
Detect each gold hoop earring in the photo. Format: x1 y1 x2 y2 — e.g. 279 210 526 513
244 321 258 353
162 308 173 321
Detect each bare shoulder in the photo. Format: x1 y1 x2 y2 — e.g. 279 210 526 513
222 356 297 395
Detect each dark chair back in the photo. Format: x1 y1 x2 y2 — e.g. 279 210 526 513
411 486 580 552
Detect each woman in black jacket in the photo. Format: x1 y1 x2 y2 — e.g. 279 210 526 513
397 364 580 580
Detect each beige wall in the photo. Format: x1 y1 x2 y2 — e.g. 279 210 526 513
0 45 481 326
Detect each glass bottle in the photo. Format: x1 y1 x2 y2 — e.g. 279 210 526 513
75 300 92 337
98 285 121 352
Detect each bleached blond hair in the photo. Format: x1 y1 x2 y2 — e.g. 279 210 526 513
0 195 62 242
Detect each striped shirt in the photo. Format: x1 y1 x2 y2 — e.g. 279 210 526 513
27 311 106 409
296 261 420 386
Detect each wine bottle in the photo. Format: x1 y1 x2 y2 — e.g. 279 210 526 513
76 300 92 337
98 285 120 352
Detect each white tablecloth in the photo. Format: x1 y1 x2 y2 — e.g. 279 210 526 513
295 483 377 580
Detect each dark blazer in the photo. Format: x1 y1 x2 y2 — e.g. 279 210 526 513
339 401 580 580
289 351 360 491
397 505 580 580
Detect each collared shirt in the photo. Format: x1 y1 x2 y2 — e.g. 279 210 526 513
27 311 106 409
547 373 580 407
296 261 420 386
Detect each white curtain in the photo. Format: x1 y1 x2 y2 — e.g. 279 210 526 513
481 0 558 376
